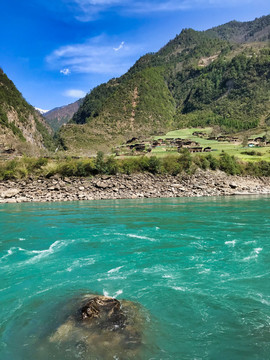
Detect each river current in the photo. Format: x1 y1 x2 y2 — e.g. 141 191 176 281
0 196 270 359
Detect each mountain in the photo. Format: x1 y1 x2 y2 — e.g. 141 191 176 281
205 15 270 43
44 99 83 132
0 68 55 157
59 15 270 154
35 107 49 115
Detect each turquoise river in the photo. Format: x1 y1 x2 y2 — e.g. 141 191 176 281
0 196 270 359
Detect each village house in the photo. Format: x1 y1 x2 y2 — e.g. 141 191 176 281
192 131 207 138
129 142 152 152
254 137 266 146
230 137 240 143
189 147 203 153
152 140 160 147
178 140 200 148
217 136 229 142
126 137 138 144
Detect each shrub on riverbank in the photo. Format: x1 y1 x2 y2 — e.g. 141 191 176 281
1 152 270 180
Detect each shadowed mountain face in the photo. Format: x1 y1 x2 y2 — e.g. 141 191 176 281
0 68 55 157
44 99 83 132
58 15 270 154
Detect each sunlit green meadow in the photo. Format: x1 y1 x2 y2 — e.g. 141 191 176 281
151 128 270 162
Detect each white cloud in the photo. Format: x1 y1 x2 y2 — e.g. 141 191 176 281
60 68 71 75
64 89 86 98
113 41 124 51
124 0 253 14
69 0 256 21
46 36 143 75
72 0 125 21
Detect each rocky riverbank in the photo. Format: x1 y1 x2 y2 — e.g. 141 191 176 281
0 169 270 203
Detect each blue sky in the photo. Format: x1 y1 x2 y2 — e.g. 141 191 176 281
1 0 269 110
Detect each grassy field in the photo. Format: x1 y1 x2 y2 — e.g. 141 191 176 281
151 127 270 162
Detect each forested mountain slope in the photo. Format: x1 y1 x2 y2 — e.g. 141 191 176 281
205 15 270 43
59 15 270 154
0 69 55 156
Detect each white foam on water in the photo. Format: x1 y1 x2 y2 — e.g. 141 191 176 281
113 289 123 298
198 268 211 275
243 247 263 262
108 276 127 281
190 234 203 240
256 293 270 306
225 240 236 247
162 274 174 279
127 234 157 242
19 238 25 241
108 266 123 274
26 240 67 264
102 289 123 298
171 286 187 292
255 247 263 254
242 255 255 262
143 265 168 274
191 241 205 250
66 257 95 272
260 297 270 306
0 246 46 265
34 285 59 296
155 227 160 230
244 240 256 245
0 286 11 292
0 247 17 262
220 272 230 278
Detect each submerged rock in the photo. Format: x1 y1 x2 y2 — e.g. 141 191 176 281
49 294 145 359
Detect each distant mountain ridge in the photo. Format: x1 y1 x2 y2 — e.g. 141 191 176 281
35 107 49 115
59 15 270 154
44 99 83 131
0 68 55 156
205 15 270 43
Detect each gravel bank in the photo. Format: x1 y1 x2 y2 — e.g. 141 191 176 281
1 169 270 203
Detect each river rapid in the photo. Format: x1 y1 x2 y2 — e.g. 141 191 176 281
1 196 270 359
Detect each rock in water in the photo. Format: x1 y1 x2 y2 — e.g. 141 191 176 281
80 296 127 330
49 294 145 359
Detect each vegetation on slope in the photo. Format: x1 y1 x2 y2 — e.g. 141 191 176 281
0 68 56 153
61 67 175 153
205 15 270 43
1 151 270 180
170 48 270 130
60 16 270 153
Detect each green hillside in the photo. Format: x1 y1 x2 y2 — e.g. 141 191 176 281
205 15 270 43
60 15 270 154
61 67 175 153
0 68 55 156
171 48 270 130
